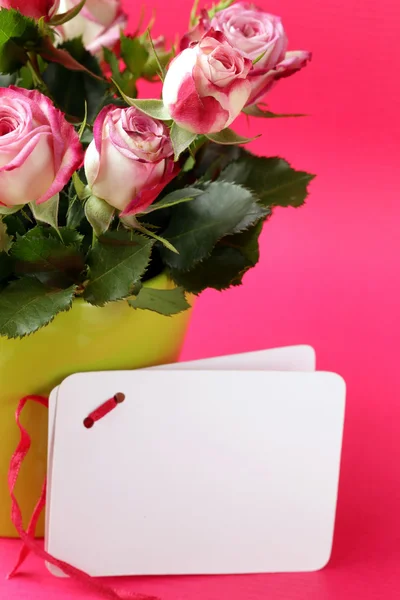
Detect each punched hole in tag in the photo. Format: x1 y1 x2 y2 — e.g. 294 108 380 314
83 393 126 429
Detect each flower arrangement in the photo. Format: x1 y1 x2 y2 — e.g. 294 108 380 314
0 0 314 339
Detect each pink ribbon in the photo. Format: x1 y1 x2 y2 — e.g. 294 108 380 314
8 394 159 600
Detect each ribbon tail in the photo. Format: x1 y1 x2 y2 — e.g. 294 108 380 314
8 477 47 578
7 395 48 578
7 549 29 580
7 394 160 600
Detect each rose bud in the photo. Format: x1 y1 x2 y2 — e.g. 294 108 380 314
0 87 83 208
210 2 311 105
163 30 252 134
84 106 177 216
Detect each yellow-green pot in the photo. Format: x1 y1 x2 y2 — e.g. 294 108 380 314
0 273 194 538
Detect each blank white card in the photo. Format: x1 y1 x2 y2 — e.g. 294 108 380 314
46 346 345 577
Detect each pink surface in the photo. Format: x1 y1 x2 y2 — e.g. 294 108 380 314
1 0 399 598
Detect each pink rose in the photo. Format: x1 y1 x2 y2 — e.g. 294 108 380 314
163 30 252 134
210 2 311 105
56 0 127 55
84 106 177 216
0 0 60 19
0 87 83 208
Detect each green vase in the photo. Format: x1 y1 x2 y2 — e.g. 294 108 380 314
0 273 194 537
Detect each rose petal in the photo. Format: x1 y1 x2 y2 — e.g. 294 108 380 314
121 161 179 216
0 86 83 207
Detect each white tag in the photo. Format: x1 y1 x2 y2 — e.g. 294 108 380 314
46 344 315 561
151 344 316 372
46 346 345 577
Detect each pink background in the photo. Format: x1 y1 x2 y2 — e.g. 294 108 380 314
1 0 399 598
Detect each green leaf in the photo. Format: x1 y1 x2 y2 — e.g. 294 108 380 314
193 142 241 181
171 221 264 294
126 99 170 120
120 34 149 79
57 227 84 246
43 38 108 121
225 220 264 266
160 181 268 270
170 123 197 161
129 286 190 316
0 72 17 86
103 47 120 75
142 46 173 81
0 218 12 252
16 64 33 88
66 196 85 229
2 213 27 237
205 128 260 145
221 151 316 208
97 92 130 114
30 194 59 229
85 195 115 237
182 155 196 172
0 251 13 283
0 278 75 339
83 231 154 306
11 226 85 288
134 221 178 254
172 246 248 294
243 105 306 119
140 187 203 214
72 171 88 200
103 47 135 97
0 8 41 73
113 82 171 120
0 204 23 216
49 0 86 26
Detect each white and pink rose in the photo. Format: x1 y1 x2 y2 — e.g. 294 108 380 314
56 0 127 55
163 30 253 134
0 87 83 208
84 106 177 215
180 2 311 106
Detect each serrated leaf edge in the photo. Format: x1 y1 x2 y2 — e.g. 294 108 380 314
220 154 316 207
0 284 76 340
84 236 155 307
164 181 269 273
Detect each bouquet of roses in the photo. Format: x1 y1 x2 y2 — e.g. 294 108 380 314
0 0 314 339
